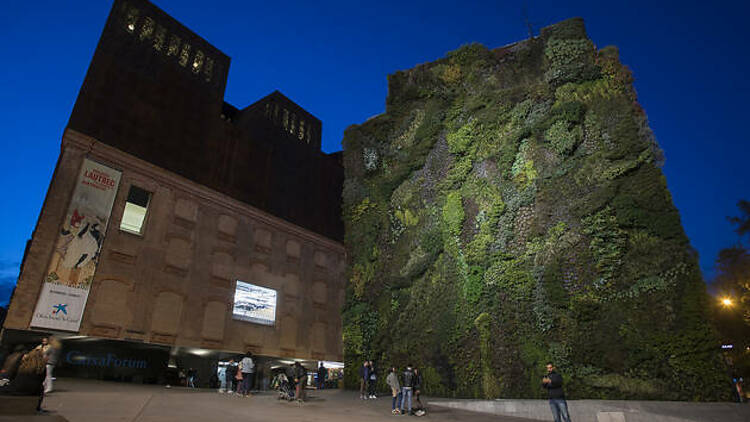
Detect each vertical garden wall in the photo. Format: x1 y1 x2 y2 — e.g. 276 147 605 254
341 18 727 400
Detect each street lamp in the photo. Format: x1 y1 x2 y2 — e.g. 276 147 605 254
721 297 734 307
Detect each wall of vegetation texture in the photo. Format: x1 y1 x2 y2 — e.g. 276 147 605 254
341 18 727 400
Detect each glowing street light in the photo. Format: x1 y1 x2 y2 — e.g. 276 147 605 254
721 297 734 307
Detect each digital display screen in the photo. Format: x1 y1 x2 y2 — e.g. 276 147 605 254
232 281 277 326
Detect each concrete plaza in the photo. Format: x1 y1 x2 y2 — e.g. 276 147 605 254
21 379 532 422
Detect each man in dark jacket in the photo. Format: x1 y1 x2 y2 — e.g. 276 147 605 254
293 362 307 401
400 365 415 415
225 359 238 394
542 363 572 422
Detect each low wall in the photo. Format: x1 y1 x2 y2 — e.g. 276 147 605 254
428 399 749 422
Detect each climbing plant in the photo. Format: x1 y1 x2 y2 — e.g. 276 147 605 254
341 18 727 400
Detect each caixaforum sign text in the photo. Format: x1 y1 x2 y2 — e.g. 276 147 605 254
31 158 121 332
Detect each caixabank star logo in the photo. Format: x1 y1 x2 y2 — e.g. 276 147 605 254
52 303 68 315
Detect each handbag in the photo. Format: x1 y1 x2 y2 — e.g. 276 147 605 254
235 371 243 381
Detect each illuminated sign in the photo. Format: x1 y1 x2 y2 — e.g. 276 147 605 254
232 281 277 326
65 351 148 369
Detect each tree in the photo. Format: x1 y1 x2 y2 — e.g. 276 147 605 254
710 200 750 376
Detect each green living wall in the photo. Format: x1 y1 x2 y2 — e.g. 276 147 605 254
341 18 727 400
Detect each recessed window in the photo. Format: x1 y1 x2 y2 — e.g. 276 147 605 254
167 35 181 56
178 44 191 67
153 25 166 51
140 17 155 41
289 113 297 134
203 57 214 82
120 185 152 235
192 50 205 74
125 7 139 33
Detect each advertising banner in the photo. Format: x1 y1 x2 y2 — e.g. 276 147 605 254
31 158 122 331
232 280 277 326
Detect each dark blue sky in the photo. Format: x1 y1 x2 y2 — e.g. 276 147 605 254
0 0 747 305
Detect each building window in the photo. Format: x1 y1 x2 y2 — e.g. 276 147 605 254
178 43 191 67
289 113 297 135
120 185 152 235
153 25 166 51
139 17 155 41
192 50 205 74
282 108 289 130
298 119 305 140
125 7 139 33
203 57 214 82
306 125 311 143
167 34 181 57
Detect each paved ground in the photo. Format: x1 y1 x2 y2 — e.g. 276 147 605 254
35 378 533 422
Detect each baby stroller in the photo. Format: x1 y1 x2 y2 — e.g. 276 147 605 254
275 373 295 401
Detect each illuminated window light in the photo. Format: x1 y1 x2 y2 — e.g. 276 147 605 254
167 34 181 57
178 44 191 67
153 25 166 51
124 7 139 34
120 185 151 235
140 17 155 41
192 50 205 74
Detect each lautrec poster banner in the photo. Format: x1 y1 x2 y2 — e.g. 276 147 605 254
31 158 122 332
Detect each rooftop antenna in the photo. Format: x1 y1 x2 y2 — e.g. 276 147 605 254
521 1 535 38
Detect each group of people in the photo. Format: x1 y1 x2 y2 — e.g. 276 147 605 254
219 352 256 397
270 362 310 402
0 336 62 413
360 361 425 416
385 365 425 416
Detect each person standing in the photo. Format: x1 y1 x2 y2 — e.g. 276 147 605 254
293 362 307 402
413 367 424 411
386 367 402 415
239 352 255 397
42 337 61 394
225 359 238 394
400 365 415 415
542 362 572 422
317 362 327 390
218 363 227 393
359 361 370 399
367 361 377 399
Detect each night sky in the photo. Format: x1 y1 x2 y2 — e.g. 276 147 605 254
0 0 747 305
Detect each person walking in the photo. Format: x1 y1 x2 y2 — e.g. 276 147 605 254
386 367 402 415
187 368 197 388
42 337 61 394
225 359 238 394
367 360 377 399
400 365 415 415
293 362 307 402
239 352 255 397
542 362 572 422
359 361 370 399
317 362 327 390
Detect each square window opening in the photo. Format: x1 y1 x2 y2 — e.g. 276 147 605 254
120 185 152 235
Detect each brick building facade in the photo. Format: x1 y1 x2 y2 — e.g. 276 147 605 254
2 0 345 385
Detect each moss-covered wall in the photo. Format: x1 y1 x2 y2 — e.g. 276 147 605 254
341 18 727 400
